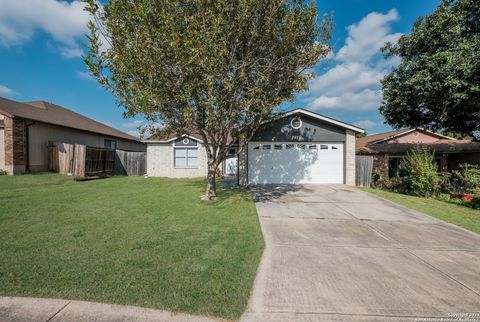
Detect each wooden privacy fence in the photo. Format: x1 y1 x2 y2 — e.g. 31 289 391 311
49 141 145 178
115 150 146 176
356 155 374 187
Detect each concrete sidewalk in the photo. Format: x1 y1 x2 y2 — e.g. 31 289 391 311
0 297 227 322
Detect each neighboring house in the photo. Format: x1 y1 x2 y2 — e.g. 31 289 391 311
0 97 145 175
356 128 480 179
144 108 364 185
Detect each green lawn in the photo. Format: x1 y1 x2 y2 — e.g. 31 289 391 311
0 173 264 320
364 188 480 234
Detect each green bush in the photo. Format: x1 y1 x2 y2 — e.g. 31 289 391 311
0 169 7 176
401 145 440 197
450 163 480 194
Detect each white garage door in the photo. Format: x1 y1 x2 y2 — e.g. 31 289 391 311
248 142 344 184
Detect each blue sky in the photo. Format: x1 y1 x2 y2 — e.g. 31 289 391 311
0 0 440 137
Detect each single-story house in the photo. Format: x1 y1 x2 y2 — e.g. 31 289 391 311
356 128 480 179
0 97 145 175
144 108 364 185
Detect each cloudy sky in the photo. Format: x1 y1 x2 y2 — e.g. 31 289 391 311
0 0 440 137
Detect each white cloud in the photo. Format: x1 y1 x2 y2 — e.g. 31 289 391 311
353 120 376 129
60 46 84 59
305 9 402 112
308 62 384 97
77 71 94 81
0 84 13 95
0 0 89 56
122 120 144 128
336 9 401 63
308 89 382 111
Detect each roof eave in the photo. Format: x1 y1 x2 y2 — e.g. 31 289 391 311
286 108 365 133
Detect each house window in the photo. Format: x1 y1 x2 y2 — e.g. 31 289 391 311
286 144 295 149
174 147 199 168
309 144 317 149
388 157 407 178
262 145 271 150
320 144 328 149
104 139 117 149
274 144 283 150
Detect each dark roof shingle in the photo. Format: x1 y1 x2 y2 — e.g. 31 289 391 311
0 97 140 142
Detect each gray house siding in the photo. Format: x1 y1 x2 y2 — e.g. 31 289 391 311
251 115 346 142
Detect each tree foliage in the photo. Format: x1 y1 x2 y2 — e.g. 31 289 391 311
83 0 332 199
380 0 480 136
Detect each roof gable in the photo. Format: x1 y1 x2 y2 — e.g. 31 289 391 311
285 108 364 133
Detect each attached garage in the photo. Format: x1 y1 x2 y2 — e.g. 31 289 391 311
248 142 344 184
246 109 363 185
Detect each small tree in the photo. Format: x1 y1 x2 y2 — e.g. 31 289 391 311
83 0 332 199
401 145 441 197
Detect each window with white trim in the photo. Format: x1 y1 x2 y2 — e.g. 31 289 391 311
174 147 199 168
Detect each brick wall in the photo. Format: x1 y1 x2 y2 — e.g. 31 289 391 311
4 116 27 174
146 142 208 177
345 130 356 185
372 154 389 180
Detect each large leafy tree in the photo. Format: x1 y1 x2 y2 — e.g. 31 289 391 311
380 0 480 136
84 0 332 199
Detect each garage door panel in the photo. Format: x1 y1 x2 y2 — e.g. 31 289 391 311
248 142 344 184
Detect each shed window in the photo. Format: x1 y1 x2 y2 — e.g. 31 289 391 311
262 145 271 150
309 144 317 149
320 145 328 149
175 147 198 168
274 144 283 150
297 144 306 149
104 139 117 149
286 144 295 149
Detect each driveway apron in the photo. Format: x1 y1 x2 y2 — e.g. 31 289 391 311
242 185 480 322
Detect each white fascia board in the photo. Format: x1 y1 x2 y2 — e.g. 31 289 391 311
285 108 365 133
143 134 204 144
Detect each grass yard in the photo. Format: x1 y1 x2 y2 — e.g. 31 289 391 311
0 173 264 320
364 188 480 235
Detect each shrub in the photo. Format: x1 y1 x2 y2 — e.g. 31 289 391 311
471 195 480 209
0 169 7 176
375 177 406 192
450 163 480 194
401 145 440 197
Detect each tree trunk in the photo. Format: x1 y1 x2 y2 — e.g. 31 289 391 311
203 163 217 200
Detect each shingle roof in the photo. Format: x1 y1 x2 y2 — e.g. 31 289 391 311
0 97 140 142
356 129 409 151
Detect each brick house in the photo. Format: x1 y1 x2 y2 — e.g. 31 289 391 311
356 128 480 180
0 97 145 174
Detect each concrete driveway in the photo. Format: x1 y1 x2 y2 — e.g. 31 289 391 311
242 185 480 322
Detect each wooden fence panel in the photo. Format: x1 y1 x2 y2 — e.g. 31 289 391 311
115 150 146 176
84 147 115 177
73 144 86 178
49 141 144 178
48 141 74 175
356 156 374 187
